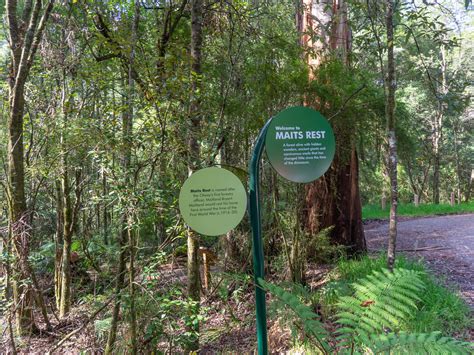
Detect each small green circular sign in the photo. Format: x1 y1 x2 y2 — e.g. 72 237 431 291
179 167 247 236
265 106 335 183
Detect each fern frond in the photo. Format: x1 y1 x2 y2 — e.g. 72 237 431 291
366 331 473 354
258 278 331 353
336 268 425 344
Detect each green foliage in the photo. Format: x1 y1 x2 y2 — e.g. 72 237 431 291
261 266 473 354
307 227 346 263
137 288 205 352
94 317 112 343
258 278 330 354
366 331 471 355
215 271 252 304
30 241 56 273
320 255 471 336
336 268 425 347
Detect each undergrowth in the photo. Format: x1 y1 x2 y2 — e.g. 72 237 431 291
262 262 473 354
317 254 471 336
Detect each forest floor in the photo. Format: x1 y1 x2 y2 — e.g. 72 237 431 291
2 214 473 353
364 213 474 309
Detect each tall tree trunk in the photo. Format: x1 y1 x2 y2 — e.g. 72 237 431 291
432 44 447 204
58 74 75 318
385 0 398 271
105 2 139 351
59 152 73 318
300 0 366 256
6 0 55 335
453 125 462 203
54 180 63 310
127 3 140 353
186 0 203 351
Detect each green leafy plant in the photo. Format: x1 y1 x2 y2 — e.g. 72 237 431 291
259 279 330 354
336 268 425 348
260 267 472 354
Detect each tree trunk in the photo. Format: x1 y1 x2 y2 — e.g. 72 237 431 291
105 2 139 351
186 0 204 351
128 3 140 354
59 153 73 318
54 180 63 310
385 0 398 271
6 0 55 335
58 75 75 318
300 0 366 256
432 44 447 204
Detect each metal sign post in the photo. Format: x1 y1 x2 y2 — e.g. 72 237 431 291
248 107 335 354
248 118 272 355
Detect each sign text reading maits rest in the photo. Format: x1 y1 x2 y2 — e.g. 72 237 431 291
275 126 326 140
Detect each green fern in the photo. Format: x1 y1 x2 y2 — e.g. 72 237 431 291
260 268 473 354
258 278 331 354
366 331 472 354
336 268 425 347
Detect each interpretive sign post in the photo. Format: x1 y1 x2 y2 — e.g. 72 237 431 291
249 106 335 354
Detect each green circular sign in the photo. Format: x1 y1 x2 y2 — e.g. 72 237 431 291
265 106 335 183
179 167 247 236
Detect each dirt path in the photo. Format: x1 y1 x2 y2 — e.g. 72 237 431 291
364 214 474 309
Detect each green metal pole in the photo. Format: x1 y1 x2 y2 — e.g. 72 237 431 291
249 118 273 355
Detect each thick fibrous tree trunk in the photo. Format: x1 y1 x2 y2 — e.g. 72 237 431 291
385 0 398 271
6 0 55 335
300 0 366 256
186 0 203 351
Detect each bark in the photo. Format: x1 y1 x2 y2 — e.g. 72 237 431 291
54 181 63 310
58 79 72 317
453 127 462 203
386 0 398 271
105 2 139 351
300 0 366 256
59 155 73 318
432 105 441 203
128 3 140 354
6 0 55 335
55 72 82 318
432 44 447 204
186 0 203 351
